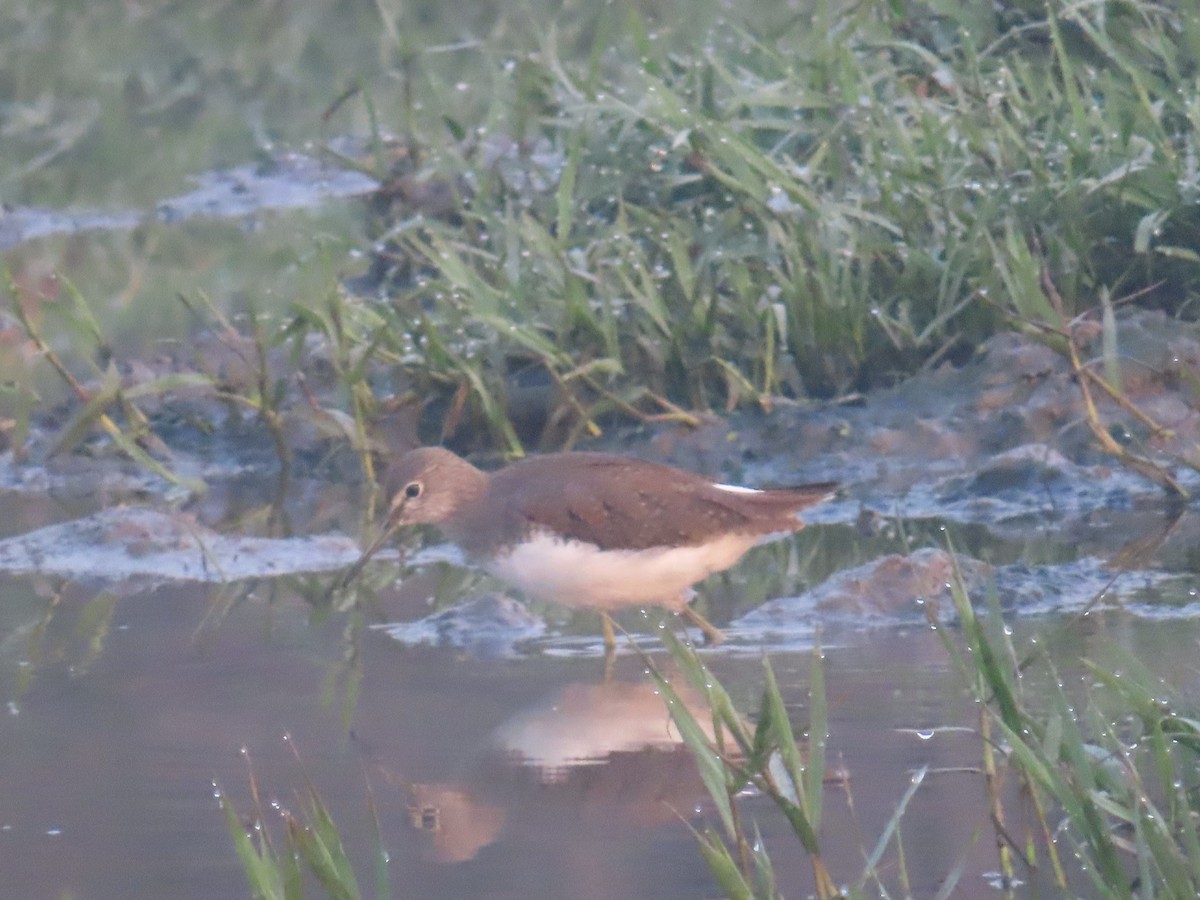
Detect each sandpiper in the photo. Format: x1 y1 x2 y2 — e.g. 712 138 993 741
354 447 836 647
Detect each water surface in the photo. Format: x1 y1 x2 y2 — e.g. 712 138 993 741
3 563 1194 898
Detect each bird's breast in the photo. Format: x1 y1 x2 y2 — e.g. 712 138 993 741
483 530 761 611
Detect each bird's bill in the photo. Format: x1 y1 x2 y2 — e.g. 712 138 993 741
336 516 404 588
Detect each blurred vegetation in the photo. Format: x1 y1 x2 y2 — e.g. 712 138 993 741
343 0 1200 443
3 0 1200 453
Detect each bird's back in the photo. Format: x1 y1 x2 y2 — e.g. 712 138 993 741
477 452 835 553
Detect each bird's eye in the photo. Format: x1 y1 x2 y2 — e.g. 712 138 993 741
404 481 422 500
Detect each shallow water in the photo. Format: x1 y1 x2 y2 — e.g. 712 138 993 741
0 459 1198 897
2 557 1196 899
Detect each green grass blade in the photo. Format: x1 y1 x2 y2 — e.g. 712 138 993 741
694 828 754 900
652 649 736 836
858 764 927 883
218 787 285 900
804 642 827 831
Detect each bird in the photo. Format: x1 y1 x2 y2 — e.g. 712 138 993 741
350 446 836 648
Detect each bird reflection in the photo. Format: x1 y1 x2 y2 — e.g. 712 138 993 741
405 678 716 864
407 782 506 865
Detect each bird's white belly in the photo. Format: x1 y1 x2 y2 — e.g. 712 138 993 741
484 531 759 611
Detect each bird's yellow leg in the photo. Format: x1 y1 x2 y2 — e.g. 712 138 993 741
601 613 618 680
681 604 726 646
601 612 617 651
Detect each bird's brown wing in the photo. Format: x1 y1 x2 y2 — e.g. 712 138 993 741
493 453 835 551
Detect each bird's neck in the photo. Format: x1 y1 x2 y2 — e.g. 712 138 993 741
438 466 492 543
